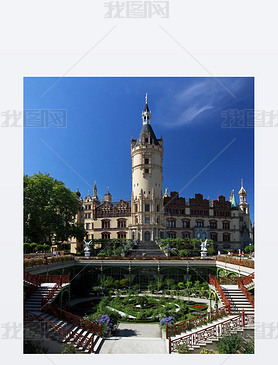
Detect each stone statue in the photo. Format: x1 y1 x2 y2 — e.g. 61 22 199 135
84 239 92 258
200 239 208 259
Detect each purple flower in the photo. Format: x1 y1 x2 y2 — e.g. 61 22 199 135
160 315 175 327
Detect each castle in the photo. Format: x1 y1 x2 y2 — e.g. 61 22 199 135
70 94 253 253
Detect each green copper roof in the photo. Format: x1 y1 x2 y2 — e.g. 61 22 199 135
231 192 237 207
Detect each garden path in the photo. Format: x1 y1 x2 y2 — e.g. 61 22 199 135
99 323 167 354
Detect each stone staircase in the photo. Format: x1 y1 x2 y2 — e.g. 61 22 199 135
221 285 254 315
168 313 254 354
168 313 236 342
171 326 254 354
24 281 103 354
25 310 104 353
127 241 166 257
25 283 55 312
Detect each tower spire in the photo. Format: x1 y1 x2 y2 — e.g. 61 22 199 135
92 181 98 201
142 93 151 124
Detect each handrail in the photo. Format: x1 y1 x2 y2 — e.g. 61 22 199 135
238 276 254 308
24 272 70 286
24 310 94 353
44 305 102 337
209 274 230 314
24 272 71 309
240 272 254 286
24 272 41 286
169 312 254 353
166 305 229 338
41 283 62 309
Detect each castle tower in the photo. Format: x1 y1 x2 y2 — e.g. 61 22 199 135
130 94 164 242
104 187 112 203
238 179 249 214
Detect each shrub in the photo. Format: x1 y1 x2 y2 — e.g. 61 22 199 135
243 337 254 354
177 343 190 354
216 332 242 354
200 348 215 354
61 343 76 354
24 243 31 254
30 243 38 252
244 245 254 254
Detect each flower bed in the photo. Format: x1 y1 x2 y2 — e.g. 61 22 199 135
24 255 74 268
216 255 254 269
102 295 208 323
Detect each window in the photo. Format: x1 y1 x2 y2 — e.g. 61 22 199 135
145 216 150 224
117 232 126 239
223 233 230 242
101 232 110 240
210 232 218 241
157 205 159 212
167 232 176 239
222 221 230 230
85 223 90 230
102 220 110 229
145 169 149 174
182 220 190 228
145 137 148 143
118 219 126 228
157 218 160 224
145 158 149 164
210 221 217 229
182 232 190 239
167 219 176 228
145 204 150 212
196 221 204 227
135 204 138 212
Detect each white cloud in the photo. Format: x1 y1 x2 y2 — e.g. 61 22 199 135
163 78 248 128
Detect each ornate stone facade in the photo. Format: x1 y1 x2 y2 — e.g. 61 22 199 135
69 96 253 253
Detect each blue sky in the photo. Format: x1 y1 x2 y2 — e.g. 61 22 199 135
24 77 254 222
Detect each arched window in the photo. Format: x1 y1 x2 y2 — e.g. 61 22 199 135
117 219 127 228
101 232 110 240
117 232 126 239
101 220 110 229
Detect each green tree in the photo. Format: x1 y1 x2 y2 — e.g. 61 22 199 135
24 172 86 244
